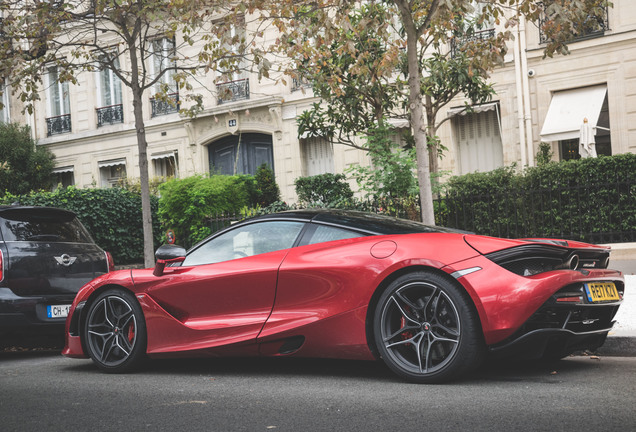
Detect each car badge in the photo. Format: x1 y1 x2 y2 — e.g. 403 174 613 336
54 254 77 267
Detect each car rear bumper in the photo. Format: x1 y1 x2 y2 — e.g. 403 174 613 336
487 286 622 358
0 288 74 336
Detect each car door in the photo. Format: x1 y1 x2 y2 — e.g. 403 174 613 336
145 220 305 345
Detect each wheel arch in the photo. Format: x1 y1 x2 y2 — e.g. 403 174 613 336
364 265 485 360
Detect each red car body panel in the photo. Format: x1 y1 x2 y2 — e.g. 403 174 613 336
63 226 623 362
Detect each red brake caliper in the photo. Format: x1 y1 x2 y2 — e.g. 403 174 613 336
127 324 135 343
400 316 413 345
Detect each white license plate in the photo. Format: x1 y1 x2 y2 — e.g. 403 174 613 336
47 304 71 319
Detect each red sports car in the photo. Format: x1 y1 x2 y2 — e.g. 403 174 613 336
63 210 624 383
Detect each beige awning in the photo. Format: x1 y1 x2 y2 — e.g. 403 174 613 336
52 166 74 174
151 151 176 160
386 117 409 128
98 158 126 168
447 102 498 117
540 85 607 142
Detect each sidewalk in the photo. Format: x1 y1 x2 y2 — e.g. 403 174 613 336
596 259 636 356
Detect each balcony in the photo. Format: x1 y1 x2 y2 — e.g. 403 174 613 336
46 114 71 136
96 104 124 127
539 3 609 44
150 92 179 118
218 79 250 104
450 28 495 58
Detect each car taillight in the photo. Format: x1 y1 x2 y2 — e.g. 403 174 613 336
106 251 115 272
0 249 3 281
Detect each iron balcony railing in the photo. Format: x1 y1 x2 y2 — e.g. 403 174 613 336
150 92 179 117
539 3 609 44
450 28 496 57
46 114 72 136
218 79 250 104
96 104 124 127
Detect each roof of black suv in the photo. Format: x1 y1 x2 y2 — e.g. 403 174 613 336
0 206 77 222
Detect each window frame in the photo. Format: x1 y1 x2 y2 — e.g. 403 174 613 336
96 55 123 108
45 65 70 118
150 37 177 95
538 1 610 45
182 220 307 266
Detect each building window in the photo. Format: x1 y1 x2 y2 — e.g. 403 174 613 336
559 95 611 161
45 65 71 136
208 133 273 176
300 137 334 177
452 104 503 175
539 1 609 44
539 84 611 160
98 159 127 187
96 56 123 127
217 22 249 104
152 152 178 179
52 166 74 190
291 75 311 92
150 38 179 117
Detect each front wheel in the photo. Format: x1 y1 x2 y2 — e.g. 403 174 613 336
373 272 484 383
84 288 147 373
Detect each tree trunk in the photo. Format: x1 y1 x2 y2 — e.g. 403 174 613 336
402 15 435 225
426 106 439 175
128 30 155 268
131 85 155 268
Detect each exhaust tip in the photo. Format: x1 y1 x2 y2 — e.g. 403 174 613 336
601 256 610 269
568 254 580 270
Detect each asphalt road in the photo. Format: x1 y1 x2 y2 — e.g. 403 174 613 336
1 351 635 432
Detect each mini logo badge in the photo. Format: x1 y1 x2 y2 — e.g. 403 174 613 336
54 254 77 267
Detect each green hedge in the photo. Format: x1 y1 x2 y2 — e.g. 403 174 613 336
158 174 257 248
0 187 161 264
440 154 636 242
295 173 354 205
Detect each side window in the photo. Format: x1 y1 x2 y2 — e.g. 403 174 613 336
306 225 365 245
183 221 305 266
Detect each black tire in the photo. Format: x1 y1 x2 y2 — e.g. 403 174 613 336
84 288 147 373
373 271 484 383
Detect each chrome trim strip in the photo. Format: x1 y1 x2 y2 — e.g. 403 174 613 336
451 266 482 279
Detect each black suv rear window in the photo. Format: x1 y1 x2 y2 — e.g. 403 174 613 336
0 209 94 243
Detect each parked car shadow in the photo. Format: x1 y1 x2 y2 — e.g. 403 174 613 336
58 352 607 385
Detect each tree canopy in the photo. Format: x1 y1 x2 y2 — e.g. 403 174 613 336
268 0 613 223
0 122 55 195
0 0 270 265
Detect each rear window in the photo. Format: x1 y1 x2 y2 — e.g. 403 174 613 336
0 209 94 243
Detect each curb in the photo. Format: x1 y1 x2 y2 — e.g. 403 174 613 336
595 336 636 357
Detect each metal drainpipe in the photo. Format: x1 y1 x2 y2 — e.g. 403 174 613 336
519 13 535 166
513 5 527 167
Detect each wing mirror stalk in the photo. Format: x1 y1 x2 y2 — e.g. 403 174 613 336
154 244 186 276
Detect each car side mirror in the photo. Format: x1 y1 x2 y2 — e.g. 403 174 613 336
153 244 186 276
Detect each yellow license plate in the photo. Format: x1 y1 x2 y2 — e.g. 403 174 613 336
585 282 620 303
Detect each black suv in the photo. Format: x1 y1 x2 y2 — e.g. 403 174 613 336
0 206 113 347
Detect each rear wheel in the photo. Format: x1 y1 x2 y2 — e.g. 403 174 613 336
84 289 146 373
373 271 484 383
